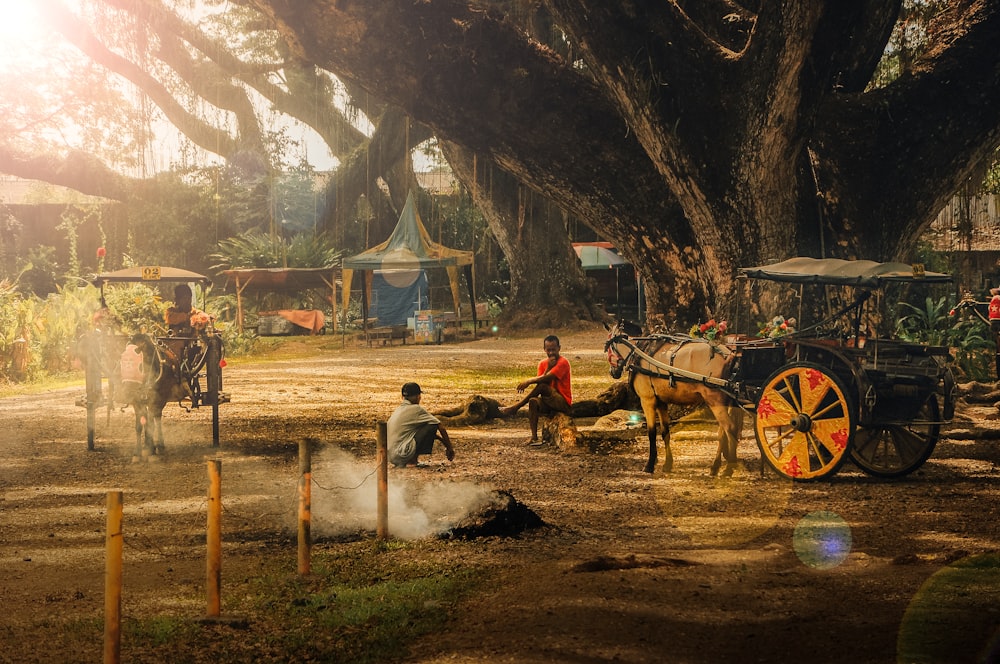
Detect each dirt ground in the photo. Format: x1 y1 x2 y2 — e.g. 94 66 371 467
2 327 1000 663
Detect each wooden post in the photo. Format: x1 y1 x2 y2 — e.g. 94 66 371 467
234 276 244 334
320 271 338 333
104 490 123 664
206 460 222 617
376 422 388 540
297 439 312 575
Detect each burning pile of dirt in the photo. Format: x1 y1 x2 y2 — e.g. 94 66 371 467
440 489 545 539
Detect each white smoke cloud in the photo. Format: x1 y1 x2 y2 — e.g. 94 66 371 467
309 447 494 540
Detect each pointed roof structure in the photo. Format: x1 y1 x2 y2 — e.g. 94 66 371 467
341 191 477 338
342 191 472 270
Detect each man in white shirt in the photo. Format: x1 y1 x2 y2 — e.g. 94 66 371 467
387 382 455 467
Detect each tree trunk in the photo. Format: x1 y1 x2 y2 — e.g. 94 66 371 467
441 142 601 328
250 0 1000 328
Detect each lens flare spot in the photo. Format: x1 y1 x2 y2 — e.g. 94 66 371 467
792 510 852 569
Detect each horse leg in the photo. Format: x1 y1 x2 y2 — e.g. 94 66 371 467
143 409 155 456
132 405 146 461
707 402 741 478
641 397 658 474
151 403 166 455
728 406 744 472
656 403 673 474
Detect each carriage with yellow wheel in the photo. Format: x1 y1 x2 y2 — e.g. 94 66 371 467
606 257 957 481
733 257 956 481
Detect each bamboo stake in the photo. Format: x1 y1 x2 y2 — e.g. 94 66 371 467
206 460 222 617
298 439 312 575
376 422 388 540
103 491 123 664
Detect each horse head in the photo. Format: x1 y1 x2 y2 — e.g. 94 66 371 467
604 319 641 379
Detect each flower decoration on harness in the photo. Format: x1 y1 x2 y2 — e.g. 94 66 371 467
689 318 727 342
190 310 212 331
758 315 796 338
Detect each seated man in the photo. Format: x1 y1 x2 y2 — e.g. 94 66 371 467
163 283 211 376
164 283 205 337
501 334 573 447
387 382 455 467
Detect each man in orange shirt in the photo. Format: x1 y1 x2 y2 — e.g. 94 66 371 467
501 334 572 446
990 288 1000 379
164 284 202 336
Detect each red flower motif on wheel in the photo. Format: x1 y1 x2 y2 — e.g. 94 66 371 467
831 428 849 451
806 369 826 390
757 395 776 419
782 456 803 477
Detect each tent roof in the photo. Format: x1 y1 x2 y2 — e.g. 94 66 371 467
92 266 211 285
221 267 340 292
342 191 472 270
573 242 629 270
739 257 952 287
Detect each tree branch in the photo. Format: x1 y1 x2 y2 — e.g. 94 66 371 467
0 145 136 201
37 0 239 157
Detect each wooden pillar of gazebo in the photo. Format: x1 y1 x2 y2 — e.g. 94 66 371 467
319 270 337 333
232 274 255 334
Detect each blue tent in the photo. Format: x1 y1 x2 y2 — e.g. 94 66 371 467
342 191 477 334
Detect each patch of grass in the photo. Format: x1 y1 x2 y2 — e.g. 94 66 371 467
118 540 485 664
0 373 83 398
125 615 198 646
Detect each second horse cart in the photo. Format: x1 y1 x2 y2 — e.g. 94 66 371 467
77 266 228 451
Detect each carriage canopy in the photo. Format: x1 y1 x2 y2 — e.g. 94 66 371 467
92 266 212 286
738 257 952 287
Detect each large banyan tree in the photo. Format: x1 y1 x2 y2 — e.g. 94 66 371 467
247 0 1000 325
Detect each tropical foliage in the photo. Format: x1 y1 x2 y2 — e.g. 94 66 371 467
209 230 342 271
896 296 994 380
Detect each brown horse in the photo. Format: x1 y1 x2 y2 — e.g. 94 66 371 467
605 321 743 476
119 332 192 460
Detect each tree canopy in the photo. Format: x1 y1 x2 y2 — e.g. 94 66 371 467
247 0 1000 324
2 1 998 326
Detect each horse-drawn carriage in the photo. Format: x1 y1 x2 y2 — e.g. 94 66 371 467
77 267 228 455
607 257 957 481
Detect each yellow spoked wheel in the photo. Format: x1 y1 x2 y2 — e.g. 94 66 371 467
754 363 855 481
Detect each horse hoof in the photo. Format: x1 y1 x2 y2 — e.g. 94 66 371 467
131 455 142 464
642 464 655 474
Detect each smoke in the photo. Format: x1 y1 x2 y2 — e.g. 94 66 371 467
309 447 495 540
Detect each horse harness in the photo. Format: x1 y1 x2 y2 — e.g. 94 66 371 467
610 333 732 390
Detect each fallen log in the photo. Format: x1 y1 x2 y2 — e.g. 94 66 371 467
569 381 635 417
434 395 504 425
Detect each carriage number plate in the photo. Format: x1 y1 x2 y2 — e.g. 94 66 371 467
141 266 162 281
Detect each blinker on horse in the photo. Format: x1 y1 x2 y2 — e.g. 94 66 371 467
605 320 743 477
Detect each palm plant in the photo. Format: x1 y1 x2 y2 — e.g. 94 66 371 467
209 230 341 271
895 296 953 346
896 295 994 381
